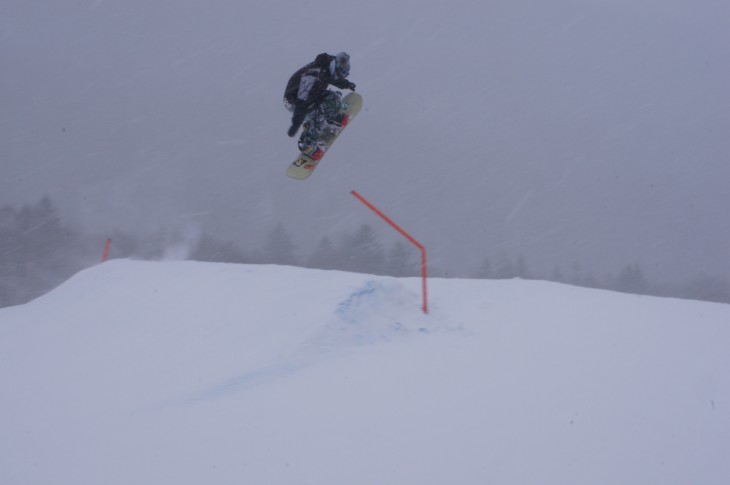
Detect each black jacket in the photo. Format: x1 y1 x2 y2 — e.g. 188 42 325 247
285 53 355 133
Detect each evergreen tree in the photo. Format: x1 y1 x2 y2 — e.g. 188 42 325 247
473 256 493 279
615 264 649 295
494 254 516 279
341 224 385 274
307 236 341 270
582 271 599 289
262 223 298 266
0 205 20 305
570 262 589 287
385 241 419 277
551 266 565 283
515 255 531 279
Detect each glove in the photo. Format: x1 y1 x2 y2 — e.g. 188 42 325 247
287 124 299 137
345 81 356 91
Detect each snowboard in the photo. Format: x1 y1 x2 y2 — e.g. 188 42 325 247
287 92 362 180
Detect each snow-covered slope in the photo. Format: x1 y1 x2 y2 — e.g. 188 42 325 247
1 260 728 484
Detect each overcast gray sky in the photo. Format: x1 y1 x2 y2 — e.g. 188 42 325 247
2 0 729 282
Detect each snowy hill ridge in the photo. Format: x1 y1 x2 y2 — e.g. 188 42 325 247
1 260 729 485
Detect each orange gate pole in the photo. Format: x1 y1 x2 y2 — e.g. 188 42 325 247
351 190 428 314
101 238 112 262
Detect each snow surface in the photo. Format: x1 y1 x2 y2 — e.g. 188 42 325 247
1 260 729 484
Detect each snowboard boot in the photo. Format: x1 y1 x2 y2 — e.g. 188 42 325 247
324 110 348 128
298 123 325 160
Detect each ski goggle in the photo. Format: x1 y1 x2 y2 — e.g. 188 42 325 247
336 60 350 78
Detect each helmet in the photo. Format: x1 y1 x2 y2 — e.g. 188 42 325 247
334 51 350 79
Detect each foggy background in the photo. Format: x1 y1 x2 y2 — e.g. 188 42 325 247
2 0 729 303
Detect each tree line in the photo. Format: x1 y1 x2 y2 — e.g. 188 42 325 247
1 197 728 308
0 197 94 308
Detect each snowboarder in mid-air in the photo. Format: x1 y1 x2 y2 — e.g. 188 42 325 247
284 52 356 160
